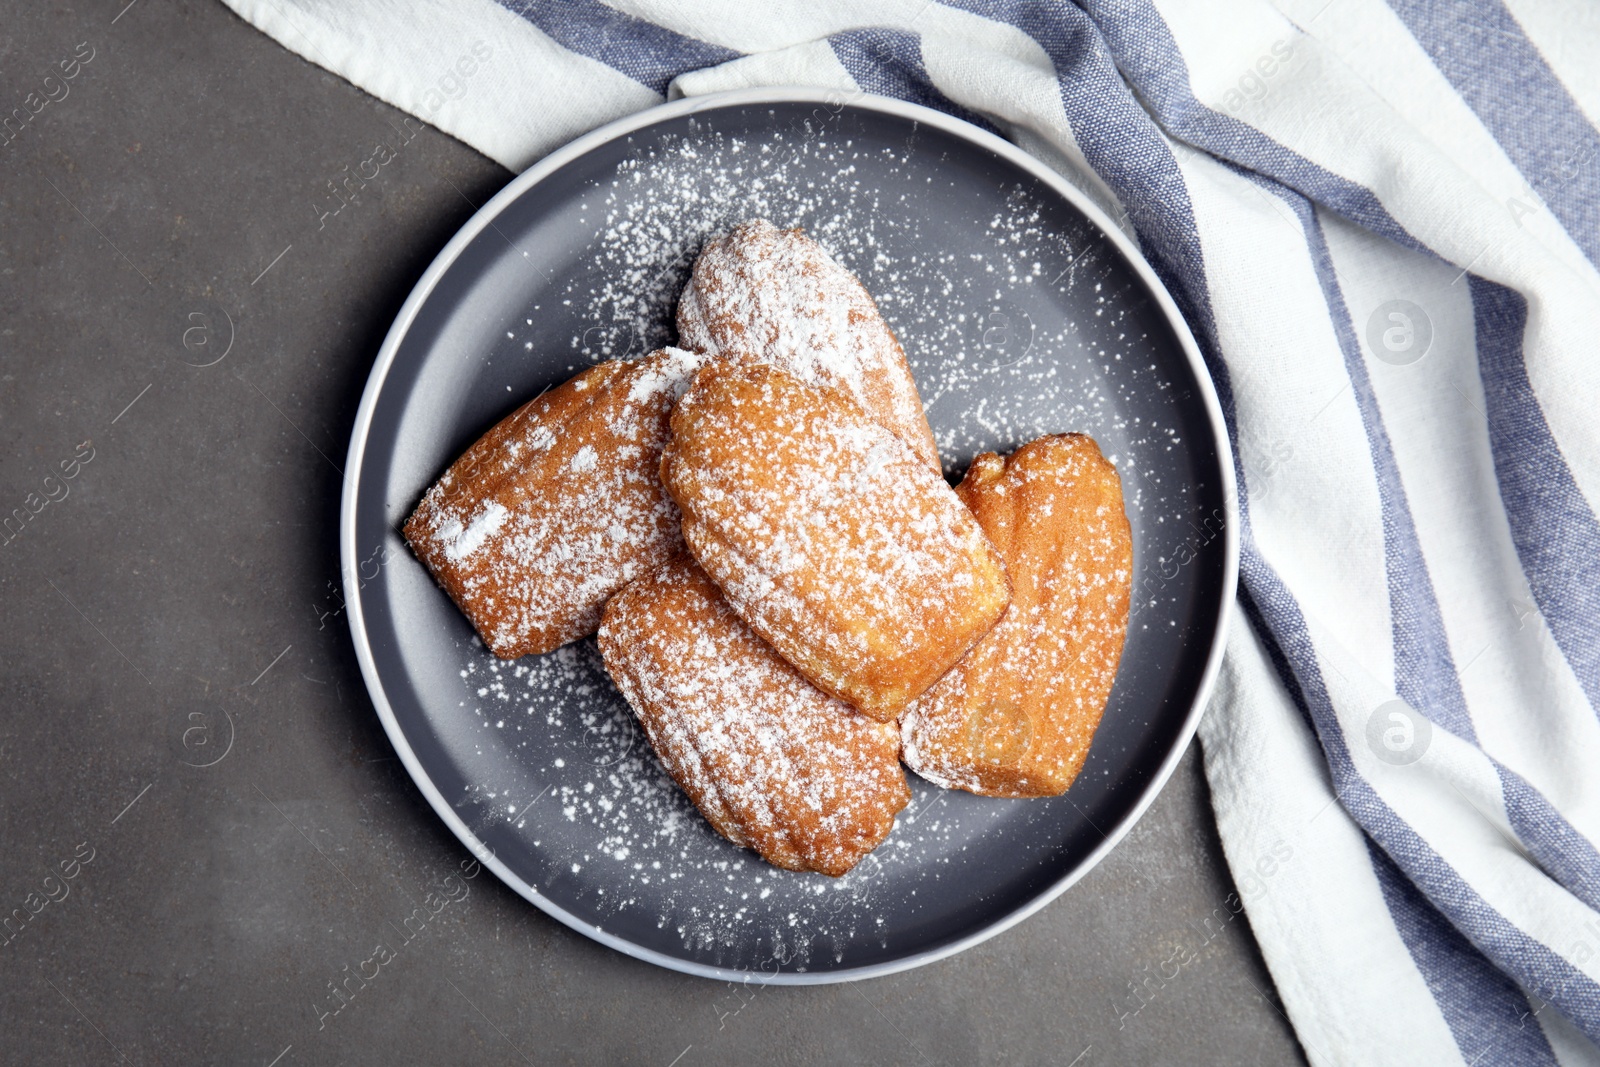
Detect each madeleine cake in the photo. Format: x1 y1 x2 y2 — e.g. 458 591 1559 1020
660 362 1009 721
676 218 941 473
901 434 1132 797
404 347 709 658
598 558 909 876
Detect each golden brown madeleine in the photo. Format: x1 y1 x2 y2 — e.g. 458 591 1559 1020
676 218 941 473
661 362 1010 721
901 434 1133 798
403 347 709 659
598 558 910 877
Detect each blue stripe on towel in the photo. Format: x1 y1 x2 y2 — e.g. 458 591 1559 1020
828 28 1001 136
1498 773 1600 914
1368 835 1559 1066
495 0 739 95
1388 0 1600 267
1077 0 1428 256
1469 277 1600 720
1290 189 1477 741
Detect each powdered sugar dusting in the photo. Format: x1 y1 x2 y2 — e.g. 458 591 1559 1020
663 364 1009 719
430 113 1206 966
598 560 908 877
442 501 507 562
524 122 1184 536
677 219 939 472
448 632 996 967
404 349 708 658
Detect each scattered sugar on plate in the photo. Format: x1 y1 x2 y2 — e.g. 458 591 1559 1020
436 117 1201 965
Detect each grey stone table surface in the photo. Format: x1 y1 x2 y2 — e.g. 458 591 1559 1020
0 2 1306 1064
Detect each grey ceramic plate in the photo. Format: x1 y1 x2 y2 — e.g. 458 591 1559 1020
341 89 1237 984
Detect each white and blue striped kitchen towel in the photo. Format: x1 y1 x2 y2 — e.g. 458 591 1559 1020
220 1 1600 1062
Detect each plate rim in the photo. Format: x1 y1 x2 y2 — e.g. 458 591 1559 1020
340 86 1240 986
